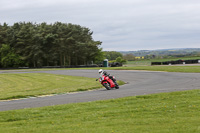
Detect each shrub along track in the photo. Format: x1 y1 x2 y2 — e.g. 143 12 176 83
0 70 200 111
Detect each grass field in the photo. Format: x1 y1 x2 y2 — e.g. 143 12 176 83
125 57 200 66
0 73 101 100
1 65 200 73
0 89 199 133
0 73 124 100
108 66 200 73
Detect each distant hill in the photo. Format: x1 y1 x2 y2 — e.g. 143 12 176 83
119 48 200 57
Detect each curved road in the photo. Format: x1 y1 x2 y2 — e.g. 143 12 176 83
0 70 200 111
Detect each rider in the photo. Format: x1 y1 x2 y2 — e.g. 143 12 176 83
98 69 116 83
99 69 108 76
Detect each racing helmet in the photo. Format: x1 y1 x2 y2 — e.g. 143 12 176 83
98 69 103 74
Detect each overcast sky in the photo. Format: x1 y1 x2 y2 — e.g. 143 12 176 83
1 0 200 51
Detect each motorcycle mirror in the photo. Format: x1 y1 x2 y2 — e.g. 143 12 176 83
96 79 98 81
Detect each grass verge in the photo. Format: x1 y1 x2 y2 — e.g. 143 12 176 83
0 89 199 133
105 66 200 73
0 73 124 100
1 65 200 73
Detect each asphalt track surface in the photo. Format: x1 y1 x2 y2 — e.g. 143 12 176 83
0 70 200 111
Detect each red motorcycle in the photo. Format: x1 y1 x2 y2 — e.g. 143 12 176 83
97 74 119 90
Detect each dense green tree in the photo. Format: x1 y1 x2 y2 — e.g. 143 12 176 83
0 22 103 68
116 57 127 64
0 44 22 68
0 23 9 47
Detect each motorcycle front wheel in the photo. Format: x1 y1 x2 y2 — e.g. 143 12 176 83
103 83 111 90
115 85 119 89
115 82 119 89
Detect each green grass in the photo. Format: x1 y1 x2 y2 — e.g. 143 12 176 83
108 66 200 73
0 89 200 133
0 73 100 100
0 73 124 100
1 65 200 73
126 57 200 66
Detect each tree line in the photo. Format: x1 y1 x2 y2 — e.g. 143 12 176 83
0 22 104 68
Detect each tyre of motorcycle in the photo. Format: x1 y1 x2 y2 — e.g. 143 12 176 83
114 82 119 89
103 83 111 90
115 85 119 89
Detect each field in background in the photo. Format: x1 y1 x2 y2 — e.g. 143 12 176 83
109 66 200 73
1 65 200 73
0 89 199 133
125 56 200 66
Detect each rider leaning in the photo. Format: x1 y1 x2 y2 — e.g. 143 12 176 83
98 69 119 89
98 69 115 82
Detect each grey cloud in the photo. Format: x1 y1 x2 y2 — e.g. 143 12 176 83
1 0 200 50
